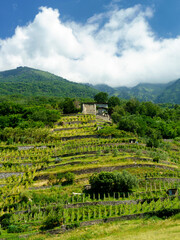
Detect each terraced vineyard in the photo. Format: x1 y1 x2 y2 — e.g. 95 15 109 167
0 114 179 239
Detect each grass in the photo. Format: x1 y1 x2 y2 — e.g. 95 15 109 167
0 114 180 239
29 217 180 240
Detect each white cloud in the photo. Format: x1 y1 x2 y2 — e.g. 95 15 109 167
1 5 180 87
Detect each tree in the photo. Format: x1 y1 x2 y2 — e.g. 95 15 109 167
113 171 138 192
29 109 60 126
41 211 63 230
89 171 138 194
94 92 108 103
63 98 77 114
89 172 115 193
146 137 160 148
111 112 121 123
108 96 121 108
125 99 140 114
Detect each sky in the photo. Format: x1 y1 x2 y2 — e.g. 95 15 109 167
0 0 180 87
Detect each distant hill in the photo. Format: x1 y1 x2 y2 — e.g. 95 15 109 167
93 84 115 96
156 79 180 104
0 67 179 103
0 67 98 98
93 80 179 104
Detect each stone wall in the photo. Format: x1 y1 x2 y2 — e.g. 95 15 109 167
82 103 96 115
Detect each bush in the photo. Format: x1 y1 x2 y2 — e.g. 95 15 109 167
146 137 160 148
90 172 115 193
41 213 63 230
0 224 2 235
0 213 12 229
66 222 80 230
63 172 75 185
153 156 160 163
89 171 138 194
7 224 28 233
113 171 138 192
113 148 119 157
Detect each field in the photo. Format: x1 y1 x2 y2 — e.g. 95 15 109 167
0 114 179 239
31 217 180 240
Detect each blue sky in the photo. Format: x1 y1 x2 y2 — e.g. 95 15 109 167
0 0 180 86
1 0 180 39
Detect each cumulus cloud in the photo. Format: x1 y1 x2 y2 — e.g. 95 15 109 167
1 5 180 87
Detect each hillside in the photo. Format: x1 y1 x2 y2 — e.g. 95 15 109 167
0 66 179 103
0 67 98 98
156 79 180 104
0 108 179 238
93 81 179 103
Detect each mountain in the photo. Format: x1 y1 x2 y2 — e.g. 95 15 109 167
0 67 179 103
120 82 170 102
156 79 180 104
93 84 116 96
0 67 98 98
93 81 179 103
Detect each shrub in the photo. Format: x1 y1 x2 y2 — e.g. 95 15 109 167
55 157 62 164
0 213 12 229
113 171 138 193
89 172 115 193
113 148 119 157
63 172 75 185
0 224 2 235
66 222 80 230
40 213 63 230
153 156 160 163
146 137 160 148
89 171 138 194
7 224 28 233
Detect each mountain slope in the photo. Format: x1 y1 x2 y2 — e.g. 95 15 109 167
123 82 170 102
155 79 180 104
93 81 178 103
0 67 98 98
93 84 116 96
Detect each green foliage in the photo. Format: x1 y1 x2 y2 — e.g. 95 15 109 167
113 148 119 157
114 103 180 139
111 112 122 123
41 212 63 230
0 127 50 143
147 137 160 148
29 108 60 125
153 156 160 163
66 222 80 230
89 171 138 194
7 224 28 233
89 172 115 193
108 96 121 108
113 171 138 192
125 99 140 114
94 80 180 103
0 214 12 229
156 79 180 104
63 172 75 185
0 99 61 131
62 98 78 114
50 172 75 185
94 92 108 103
97 125 133 138
0 67 98 98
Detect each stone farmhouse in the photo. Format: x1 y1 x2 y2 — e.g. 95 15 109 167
82 103 108 116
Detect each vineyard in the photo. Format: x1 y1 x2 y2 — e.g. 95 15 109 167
0 114 179 239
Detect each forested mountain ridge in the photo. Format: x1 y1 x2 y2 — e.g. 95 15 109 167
0 66 179 103
93 80 180 104
0 67 98 98
156 79 180 104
